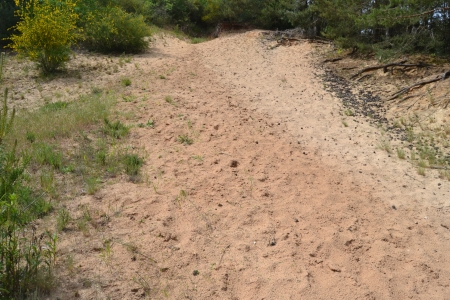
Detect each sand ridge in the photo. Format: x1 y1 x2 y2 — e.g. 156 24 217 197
29 31 450 299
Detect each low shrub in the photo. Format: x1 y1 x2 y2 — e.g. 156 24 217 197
9 0 80 74
83 6 150 53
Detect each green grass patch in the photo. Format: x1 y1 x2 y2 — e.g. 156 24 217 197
103 118 129 139
8 93 115 148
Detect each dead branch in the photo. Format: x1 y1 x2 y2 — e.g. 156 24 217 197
356 74 372 82
350 60 407 79
396 92 426 103
389 70 450 100
323 57 343 63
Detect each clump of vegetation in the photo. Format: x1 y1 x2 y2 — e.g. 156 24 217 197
396 148 405 159
178 134 193 145
102 118 129 139
121 77 132 86
9 0 81 74
0 87 56 299
123 153 143 176
82 6 150 53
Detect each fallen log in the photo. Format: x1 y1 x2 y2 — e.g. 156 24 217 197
389 70 450 100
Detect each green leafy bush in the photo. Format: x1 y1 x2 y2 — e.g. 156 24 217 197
9 0 81 74
83 6 150 53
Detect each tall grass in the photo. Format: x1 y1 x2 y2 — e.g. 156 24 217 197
0 87 56 298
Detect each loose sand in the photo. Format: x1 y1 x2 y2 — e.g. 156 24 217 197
4 31 449 299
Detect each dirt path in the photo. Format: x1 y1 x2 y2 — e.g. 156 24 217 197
48 32 450 299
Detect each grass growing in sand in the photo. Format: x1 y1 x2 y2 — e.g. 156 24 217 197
0 83 145 297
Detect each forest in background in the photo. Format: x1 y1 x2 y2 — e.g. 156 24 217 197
1 0 450 58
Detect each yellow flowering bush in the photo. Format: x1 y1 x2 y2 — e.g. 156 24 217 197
9 0 81 74
83 6 150 53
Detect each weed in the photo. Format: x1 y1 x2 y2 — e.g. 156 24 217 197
62 165 75 173
103 118 129 139
342 121 348 127
57 208 71 232
191 37 208 44
177 134 193 145
133 273 151 296
0 89 16 144
123 153 143 176
41 101 69 113
76 218 90 236
0 52 5 82
159 75 166 79
397 148 406 159
439 170 450 181
34 143 63 170
175 189 187 206
44 231 58 267
165 95 175 105
418 159 428 168
26 131 36 143
122 95 137 102
101 239 113 264
121 78 132 86
81 205 92 222
192 155 203 162
91 87 103 94
40 169 57 197
344 109 354 116
417 167 426 176
65 254 76 274
85 176 100 195
377 140 392 153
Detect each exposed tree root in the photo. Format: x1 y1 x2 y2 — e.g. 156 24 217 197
350 60 432 80
323 57 343 63
389 70 450 100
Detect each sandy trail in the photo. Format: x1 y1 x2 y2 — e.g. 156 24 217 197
48 32 450 299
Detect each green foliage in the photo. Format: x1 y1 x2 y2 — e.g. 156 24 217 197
9 0 81 74
0 88 15 145
177 134 193 145
121 77 132 86
123 153 143 176
9 93 115 145
0 52 5 82
56 208 71 232
33 143 63 170
102 118 129 139
0 88 55 299
83 6 150 53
